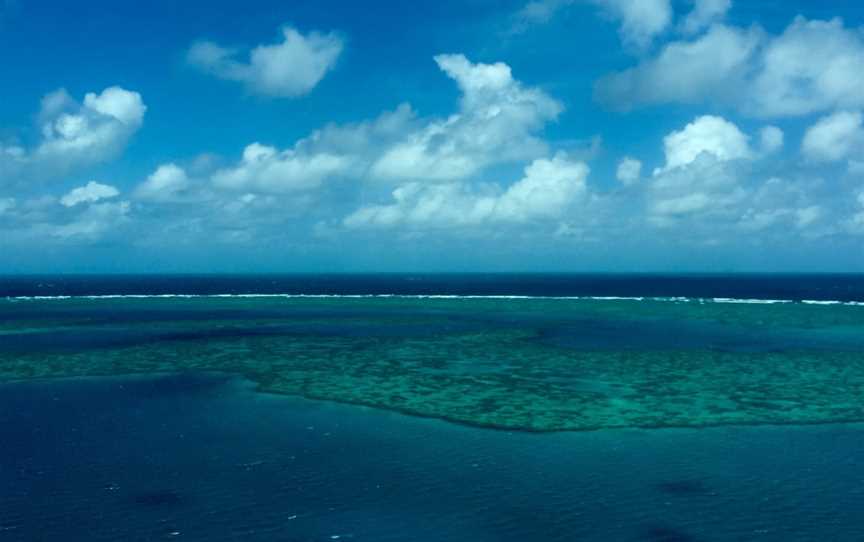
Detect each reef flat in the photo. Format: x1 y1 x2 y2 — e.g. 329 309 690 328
1 296 863 431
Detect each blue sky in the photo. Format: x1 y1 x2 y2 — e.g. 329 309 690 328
1 0 863 272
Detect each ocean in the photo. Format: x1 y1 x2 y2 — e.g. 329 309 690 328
1 274 863 540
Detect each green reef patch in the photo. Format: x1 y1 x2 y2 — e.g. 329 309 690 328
1 296 863 431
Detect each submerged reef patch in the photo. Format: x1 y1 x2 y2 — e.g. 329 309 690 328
1 297 863 432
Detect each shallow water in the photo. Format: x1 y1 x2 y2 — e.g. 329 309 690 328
2 373 863 541
1 296 863 430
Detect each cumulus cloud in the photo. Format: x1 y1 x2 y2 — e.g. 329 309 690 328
759 126 784 154
0 191 133 244
134 163 192 201
616 157 642 184
641 116 838 239
494 154 589 221
591 0 672 49
595 24 761 110
36 87 145 164
649 153 748 223
344 183 498 228
658 115 751 172
0 86 146 184
60 181 120 207
52 201 131 240
511 0 671 48
208 55 561 193
212 142 352 192
801 110 863 163
511 0 572 29
345 153 588 228
680 0 731 35
211 104 417 194
370 54 562 182
750 17 864 117
646 115 755 225
187 25 343 98
735 176 834 236
596 16 864 118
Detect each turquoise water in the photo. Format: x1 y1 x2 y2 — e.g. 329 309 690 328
2 295 864 430
2 373 864 541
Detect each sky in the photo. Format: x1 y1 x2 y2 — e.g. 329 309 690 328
1 0 863 273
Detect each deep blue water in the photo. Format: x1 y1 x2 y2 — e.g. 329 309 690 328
2 373 864 541
2 273 864 301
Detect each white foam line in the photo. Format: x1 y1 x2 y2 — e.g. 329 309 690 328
710 298 791 304
2 293 863 305
802 299 864 306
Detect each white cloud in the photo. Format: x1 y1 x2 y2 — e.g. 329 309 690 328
649 153 747 223
82 87 147 126
801 110 863 162
742 177 834 235
345 183 497 228
595 24 760 109
512 0 572 28
646 116 771 227
494 153 589 221
370 54 562 182
52 201 130 240
210 104 416 194
212 142 352 193
36 87 145 163
750 17 864 117
592 0 672 49
616 157 642 184
188 25 343 98
204 55 559 195
652 191 714 217
596 16 864 118
642 118 833 239
2 194 132 243
658 115 751 171
759 126 784 154
511 0 671 47
1 87 146 183
134 163 192 201
60 181 120 207
680 0 731 35
345 153 588 228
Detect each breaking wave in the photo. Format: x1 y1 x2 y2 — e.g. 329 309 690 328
3 293 863 306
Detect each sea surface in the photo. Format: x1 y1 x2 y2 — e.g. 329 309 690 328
1 274 864 540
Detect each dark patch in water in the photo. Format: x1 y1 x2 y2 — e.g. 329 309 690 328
656 479 713 496
132 489 184 507
1 320 484 354
641 525 698 542
117 372 230 399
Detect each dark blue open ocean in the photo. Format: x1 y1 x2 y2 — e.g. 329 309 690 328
2 274 864 541
2 273 864 302
3 373 864 542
